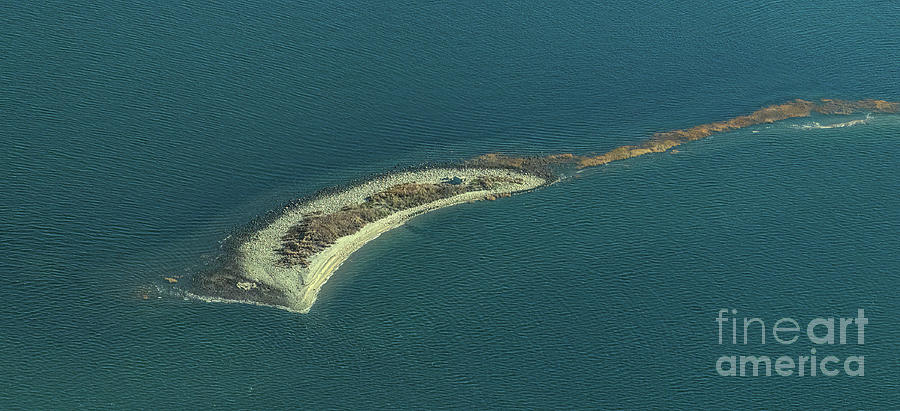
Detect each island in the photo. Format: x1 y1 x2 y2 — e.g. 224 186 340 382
187 98 897 313
189 168 546 312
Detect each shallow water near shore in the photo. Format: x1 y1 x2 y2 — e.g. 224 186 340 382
3 0 900 408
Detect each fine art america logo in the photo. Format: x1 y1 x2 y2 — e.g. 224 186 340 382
715 309 867 377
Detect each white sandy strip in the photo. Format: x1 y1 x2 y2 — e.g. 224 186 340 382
222 168 545 313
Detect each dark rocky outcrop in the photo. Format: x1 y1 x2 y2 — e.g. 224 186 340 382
190 261 291 308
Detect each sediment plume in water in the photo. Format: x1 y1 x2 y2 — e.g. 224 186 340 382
187 98 897 313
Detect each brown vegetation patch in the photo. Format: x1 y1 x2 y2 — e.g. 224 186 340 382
815 99 899 115
462 99 896 170
570 99 894 168
466 153 579 177
278 175 526 267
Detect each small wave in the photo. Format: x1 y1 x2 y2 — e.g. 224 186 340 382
795 113 873 130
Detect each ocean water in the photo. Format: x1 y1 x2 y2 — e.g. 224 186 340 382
2 1 899 409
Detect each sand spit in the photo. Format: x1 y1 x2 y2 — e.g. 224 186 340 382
188 98 897 314
191 168 545 313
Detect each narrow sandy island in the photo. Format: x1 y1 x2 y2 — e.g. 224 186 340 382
186 98 898 313
190 168 545 313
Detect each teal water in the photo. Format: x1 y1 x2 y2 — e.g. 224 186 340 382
2 1 899 408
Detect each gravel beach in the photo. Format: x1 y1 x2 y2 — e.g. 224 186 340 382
193 167 546 313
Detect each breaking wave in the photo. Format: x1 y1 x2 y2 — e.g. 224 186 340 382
796 113 873 130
